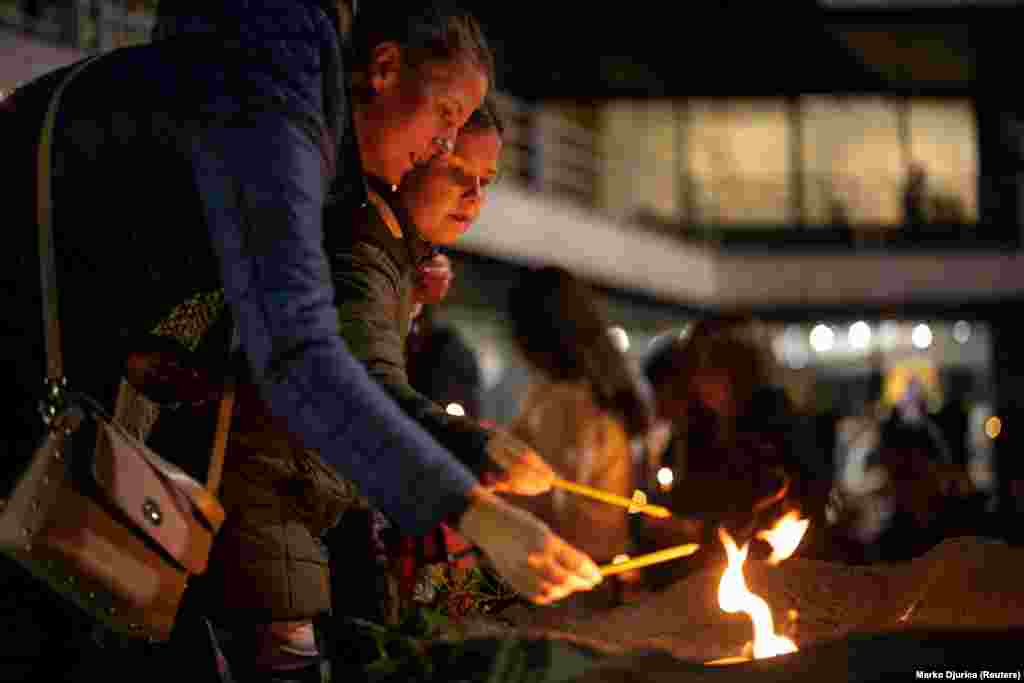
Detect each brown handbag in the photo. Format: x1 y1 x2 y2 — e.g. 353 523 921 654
0 55 233 642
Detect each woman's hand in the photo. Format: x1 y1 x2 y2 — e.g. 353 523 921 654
484 430 556 495
413 253 453 305
457 486 603 604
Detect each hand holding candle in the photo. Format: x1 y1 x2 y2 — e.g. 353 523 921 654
598 543 700 577
486 432 556 496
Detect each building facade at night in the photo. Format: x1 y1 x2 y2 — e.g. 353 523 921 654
3 0 1023 534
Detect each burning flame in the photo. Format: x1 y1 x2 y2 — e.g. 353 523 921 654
716 528 798 659
756 510 810 565
627 490 647 514
707 512 809 665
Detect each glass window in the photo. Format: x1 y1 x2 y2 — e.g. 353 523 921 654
600 100 681 223
908 99 978 223
686 99 791 225
801 96 903 227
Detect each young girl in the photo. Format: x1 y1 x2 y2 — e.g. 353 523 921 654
324 102 578 619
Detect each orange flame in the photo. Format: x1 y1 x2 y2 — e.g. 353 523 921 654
705 512 810 665
756 510 810 565
714 527 798 660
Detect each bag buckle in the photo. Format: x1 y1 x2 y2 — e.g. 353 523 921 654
39 376 68 427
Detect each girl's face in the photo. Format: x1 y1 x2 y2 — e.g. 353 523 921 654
399 126 501 245
356 44 489 186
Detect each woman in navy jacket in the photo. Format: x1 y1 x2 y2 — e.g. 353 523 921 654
0 2 601 678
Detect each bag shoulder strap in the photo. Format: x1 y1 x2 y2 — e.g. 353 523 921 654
36 56 101 402
205 328 239 495
37 55 234 496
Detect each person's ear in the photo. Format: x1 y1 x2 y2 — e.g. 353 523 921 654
369 42 403 95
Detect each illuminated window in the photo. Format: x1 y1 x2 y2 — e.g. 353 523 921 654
802 97 902 226
686 100 791 225
907 100 978 223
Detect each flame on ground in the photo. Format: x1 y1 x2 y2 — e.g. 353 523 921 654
756 510 811 565
706 512 810 665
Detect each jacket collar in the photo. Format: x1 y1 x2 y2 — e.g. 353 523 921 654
363 175 439 268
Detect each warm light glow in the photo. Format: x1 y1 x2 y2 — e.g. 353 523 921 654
627 489 648 514
879 320 901 350
755 510 810 565
608 326 630 352
985 416 1002 440
612 554 630 565
445 402 465 417
656 467 674 489
714 528 798 661
706 655 751 666
809 324 834 353
775 325 809 370
911 323 933 350
953 320 972 344
848 321 872 351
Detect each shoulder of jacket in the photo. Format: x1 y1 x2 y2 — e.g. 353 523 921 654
366 189 403 240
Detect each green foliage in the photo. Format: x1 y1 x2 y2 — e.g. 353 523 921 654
428 564 520 622
354 564 521 680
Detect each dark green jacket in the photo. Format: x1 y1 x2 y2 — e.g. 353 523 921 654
326 187 496 485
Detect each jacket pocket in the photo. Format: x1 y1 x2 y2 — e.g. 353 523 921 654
287 448 364 537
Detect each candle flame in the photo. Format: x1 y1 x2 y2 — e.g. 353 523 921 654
756 510 810 564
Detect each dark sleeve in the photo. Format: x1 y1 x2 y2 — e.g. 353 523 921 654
190 60 477 536
331 241 496 476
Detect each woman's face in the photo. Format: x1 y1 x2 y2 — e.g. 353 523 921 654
399 126 501 245
356 45 489 186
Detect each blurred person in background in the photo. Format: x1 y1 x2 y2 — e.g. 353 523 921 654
406 260 484 423
903 161 929 239
505 266 658 607
828 370 986 563
638 316 828 589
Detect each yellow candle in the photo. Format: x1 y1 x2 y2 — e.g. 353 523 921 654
551 479 672 518
705 656 751 666
597 543 699 577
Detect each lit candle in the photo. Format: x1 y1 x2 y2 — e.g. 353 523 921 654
597 543 699 577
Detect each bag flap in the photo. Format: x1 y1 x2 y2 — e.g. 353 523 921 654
93 418 224 574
